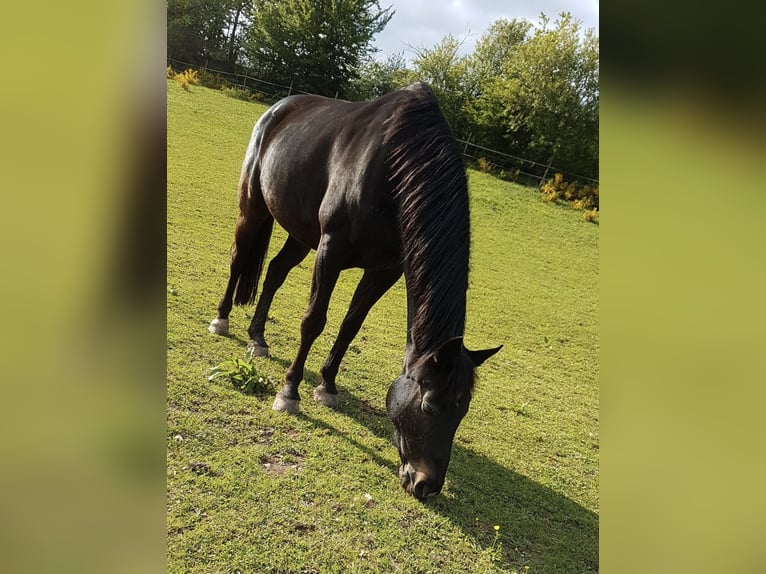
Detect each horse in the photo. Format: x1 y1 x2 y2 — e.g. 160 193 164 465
209 82 501 499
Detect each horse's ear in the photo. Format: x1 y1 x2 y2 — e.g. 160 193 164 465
467 345 502 367
429 337 464 370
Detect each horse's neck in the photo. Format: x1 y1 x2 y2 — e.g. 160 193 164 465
403 262 466 358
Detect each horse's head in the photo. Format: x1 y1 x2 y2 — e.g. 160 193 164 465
386 337 501 500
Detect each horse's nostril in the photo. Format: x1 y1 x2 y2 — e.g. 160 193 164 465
413 479 432 500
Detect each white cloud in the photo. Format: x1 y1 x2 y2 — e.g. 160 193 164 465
372 0 598 61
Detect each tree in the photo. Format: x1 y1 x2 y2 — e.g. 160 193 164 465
347 52 411 100
245 0 393 97
410 35 473 137
473 13 599 179
465 19 531 148
167 0 252 70
469 18 531 88
224 0 252 69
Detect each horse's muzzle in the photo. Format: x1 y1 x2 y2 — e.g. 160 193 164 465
399 463 441 500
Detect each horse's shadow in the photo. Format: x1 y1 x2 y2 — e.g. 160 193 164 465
263 356 599 572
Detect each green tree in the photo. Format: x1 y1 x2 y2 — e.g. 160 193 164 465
410 34 473 137
168 0 251 70
470 18 531 88
474 13 599 179
224 0 252 69
246 0 393 97
347 52 411 100
466 18 531 149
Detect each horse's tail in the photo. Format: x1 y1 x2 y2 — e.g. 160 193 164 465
232 214 274 306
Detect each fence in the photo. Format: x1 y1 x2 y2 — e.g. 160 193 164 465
168 58 599 187
458 139 599 187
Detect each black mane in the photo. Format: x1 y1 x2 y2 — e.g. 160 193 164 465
384 83 470 355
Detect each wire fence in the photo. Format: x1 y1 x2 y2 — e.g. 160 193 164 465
168 57 599 187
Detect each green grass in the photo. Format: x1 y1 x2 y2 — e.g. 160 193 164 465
168 80 599 574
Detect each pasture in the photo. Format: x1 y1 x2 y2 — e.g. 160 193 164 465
167 80 599 573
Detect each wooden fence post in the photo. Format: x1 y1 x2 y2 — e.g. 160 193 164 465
541 155 555 184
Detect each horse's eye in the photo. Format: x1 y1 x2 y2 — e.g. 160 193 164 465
421 390 438 415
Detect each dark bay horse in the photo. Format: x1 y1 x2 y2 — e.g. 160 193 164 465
209 82 501 499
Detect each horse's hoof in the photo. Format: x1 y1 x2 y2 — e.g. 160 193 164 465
272 393 300 414
247 341 269 358
313 386 338 408
208 317 229 335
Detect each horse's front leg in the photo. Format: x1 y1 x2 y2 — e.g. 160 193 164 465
272 234 344 414
247 236 310 356
314 266 402 408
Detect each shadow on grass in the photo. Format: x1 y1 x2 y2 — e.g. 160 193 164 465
254 350 598 571
306 379 598 573
430 446 599 572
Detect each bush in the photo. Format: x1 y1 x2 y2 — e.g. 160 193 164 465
583 208 599 223
167 65 174 79
197 68 228 90
174 68 199 91
221 85 252 101
477 157 493 174
540 173 573 203
541 173 599 211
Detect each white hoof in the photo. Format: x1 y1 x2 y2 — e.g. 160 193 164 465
247 341 270 357
208 317 229 335
313 386 338 408
272 393 300 414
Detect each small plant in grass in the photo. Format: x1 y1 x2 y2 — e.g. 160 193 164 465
167 65 174 79
208 347 272 394
489 524 503 562
471 518 505 566
583 208 599 223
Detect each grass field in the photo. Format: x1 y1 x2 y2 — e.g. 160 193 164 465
167 79 599 574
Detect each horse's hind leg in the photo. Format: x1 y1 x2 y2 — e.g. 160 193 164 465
314 266 402 408
246 236 311 356
273 233 345 413
209 208 273 336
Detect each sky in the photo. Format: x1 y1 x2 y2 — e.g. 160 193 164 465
371 0 599 61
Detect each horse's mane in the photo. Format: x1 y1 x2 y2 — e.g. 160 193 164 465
384 82 470 356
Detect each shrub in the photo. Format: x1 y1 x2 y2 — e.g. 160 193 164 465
582 184 599 210
540 173 573 203
572 196 595 211
583 208 599 223
197 68 228 90
173 68 199 91
477 157 493 174
541 173 599 211
221 85 252 101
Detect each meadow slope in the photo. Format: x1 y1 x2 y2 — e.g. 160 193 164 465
167 80 599 574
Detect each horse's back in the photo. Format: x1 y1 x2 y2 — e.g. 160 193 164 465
243 89 419 267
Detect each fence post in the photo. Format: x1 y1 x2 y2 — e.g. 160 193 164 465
541 155 555 184
243 69 249 90
288 80 293 97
